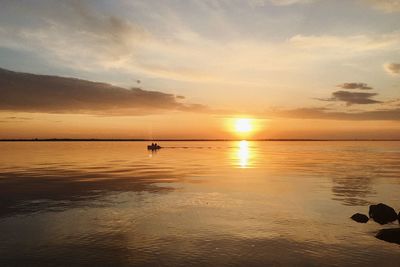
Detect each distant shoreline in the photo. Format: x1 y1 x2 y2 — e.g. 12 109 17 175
0 138 399 142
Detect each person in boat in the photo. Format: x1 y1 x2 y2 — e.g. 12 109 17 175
148 143 161 150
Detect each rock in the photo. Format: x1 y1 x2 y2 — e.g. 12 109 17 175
376 228 400 245
369 203 398 225
351 213 369 223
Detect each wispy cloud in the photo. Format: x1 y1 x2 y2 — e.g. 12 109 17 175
0 0 148 71
271 107 400 121
0 68 206 115
252 0 315 6
337 83 373 90
290 33 400 52
384 63 400 75
0 116 33 123
364 0 400 13
1 0 399 86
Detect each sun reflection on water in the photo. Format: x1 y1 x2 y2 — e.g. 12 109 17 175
238 140 250 168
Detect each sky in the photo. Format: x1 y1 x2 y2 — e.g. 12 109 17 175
0 0 399 139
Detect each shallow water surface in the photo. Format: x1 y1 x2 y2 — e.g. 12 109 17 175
0 141 399 266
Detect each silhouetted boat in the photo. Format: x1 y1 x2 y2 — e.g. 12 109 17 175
147 144 161 150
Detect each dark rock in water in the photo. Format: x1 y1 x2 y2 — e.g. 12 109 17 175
351 213 369 223
398 212 400 224
369 203 398 225
376 228 400 245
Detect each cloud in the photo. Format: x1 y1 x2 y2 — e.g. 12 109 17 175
364 0 400 13
318 91 381 105
271 0 315 5
290 33 400 52
271 107 400 121
332 91 381 105
384 63 400 75
337 83 373 90
0 116 33 123
0 0 148 71
0 68 206 115
252 0 315 6
1 0 399 89
0 0 399 106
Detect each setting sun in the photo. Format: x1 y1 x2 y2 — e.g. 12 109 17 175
235 118 253 133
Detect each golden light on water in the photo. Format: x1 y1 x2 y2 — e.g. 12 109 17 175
238 140 250 168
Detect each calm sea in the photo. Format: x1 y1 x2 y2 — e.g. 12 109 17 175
0 141 399 266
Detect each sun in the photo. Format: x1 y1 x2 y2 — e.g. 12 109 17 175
235 118 253 133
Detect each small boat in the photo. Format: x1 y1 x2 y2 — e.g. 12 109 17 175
147 144 161 150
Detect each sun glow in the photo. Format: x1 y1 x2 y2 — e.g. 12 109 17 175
226 117 265 138
235 118 253 133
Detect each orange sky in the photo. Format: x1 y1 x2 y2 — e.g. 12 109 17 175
0 0 399 139
1 111 400 139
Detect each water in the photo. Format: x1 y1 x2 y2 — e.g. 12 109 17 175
0 141 399 266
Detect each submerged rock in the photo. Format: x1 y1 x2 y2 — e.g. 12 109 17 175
369 203 398 225
376 228 400 245
351 213 369 223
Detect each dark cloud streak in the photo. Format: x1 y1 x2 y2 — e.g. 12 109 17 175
0 68 206 115
332 90 381 105
317 90 381 105
337 83 372 90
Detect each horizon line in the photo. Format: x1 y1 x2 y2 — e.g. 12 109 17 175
1 138 400 142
